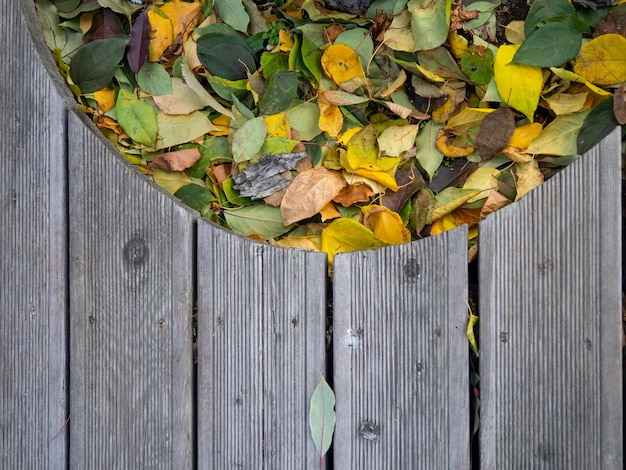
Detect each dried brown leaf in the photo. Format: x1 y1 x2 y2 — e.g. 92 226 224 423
333 183 375 207
614 83 626 125
475 108 516 159
150 148 202 171
480 189 511 218
281 168 347 225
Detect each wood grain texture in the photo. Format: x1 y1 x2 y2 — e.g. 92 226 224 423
479 129 623 469
196 220 327 468
0 1 74 468
68 110 195 468
332 227 470 469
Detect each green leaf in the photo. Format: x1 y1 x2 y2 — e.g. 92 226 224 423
577 98 618 155
69 37 128 93
513 22 581 67
155 111 218 150
526 109 590 156
137 62 172 96
196 33 257 80
460 46 494 85
336 28 374 65
232 117 267 163
309 376 336 461
524 0 575 38
414 121 444 180
174 184 216 214
116 88 158 147
407 0 452 51
95 0 143 18
213 0 250 34
260 51 290 82
286 102 322 141
223 205 293 239
259 71 299 115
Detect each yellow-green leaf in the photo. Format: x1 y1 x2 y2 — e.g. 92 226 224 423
321 218 389 265
526 110 590 156
573 33 626 86
493 44 543 122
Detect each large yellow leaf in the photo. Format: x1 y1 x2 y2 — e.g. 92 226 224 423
161 0 200 39
573 34 626 86
280 168 347 225
361 205 411 245
493 44 543 122
320 44 365 85
148 0 200 62
321 218 389 265
148 10 174 62
318 94 343 137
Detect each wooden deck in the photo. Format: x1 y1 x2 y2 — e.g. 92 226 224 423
1 1 622 468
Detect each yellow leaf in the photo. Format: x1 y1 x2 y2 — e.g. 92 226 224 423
161 0 200 39
281 168 347 225
319 202 342 221
352 167 399 191
377 124 419 157
447 30 468 59
431 188 482 221
544 92 588 115
320 44 365 85
550 67 612 97
508 122 543 149
276 29 294 53
493 44 543 122
318 94 343 137
151 169 192 194
337 127 362 145
271 235 321 251
573 34 626 86
435 127 475 157
321 218 389 265
210 114 231 136
148 10 174 62
515 161 544 200
466 306 479 355
430 213 456 236
383 11 415 52
463 166 500 202
93 87 115 112
264 113 291 138
362 205 411 245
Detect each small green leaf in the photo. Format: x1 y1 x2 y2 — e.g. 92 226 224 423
69 37 128 93
137 62 172 96
414 121 444 181
213 0 250 34
116 88 158 147
286 102 322 141
513 22 581 67
309 376 336 460
460 46 494 85
577 98 618 155
407 0 452 51
223 205 292 239
524 0 575 38
232 117 267 163
174 184 216 214
259 71 298 115
260 51 290 82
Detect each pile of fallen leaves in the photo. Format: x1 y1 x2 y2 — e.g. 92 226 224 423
37 0 626 264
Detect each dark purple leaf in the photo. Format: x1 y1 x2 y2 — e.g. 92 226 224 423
127 10 151 74
381 163 425 213
83 8 125 43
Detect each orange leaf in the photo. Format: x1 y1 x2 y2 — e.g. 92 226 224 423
281 168 347 225
318 94 343 137
333 183 375 207
361 205 410 245
321 44 365 85
150 148 202 171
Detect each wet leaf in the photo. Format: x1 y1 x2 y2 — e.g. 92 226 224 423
281 168 347 225
69 37 128 93
493 44 543 122
309 376 336 461
475 108 516 159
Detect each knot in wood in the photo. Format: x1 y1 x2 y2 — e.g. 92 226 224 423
402 257 421 280
123 235 148 268
358 420 380 441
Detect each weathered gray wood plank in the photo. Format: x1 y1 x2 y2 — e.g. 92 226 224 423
196 221 327 468
0 1 74 467
479 129 623 468
68 110 195 468
333 227 470 468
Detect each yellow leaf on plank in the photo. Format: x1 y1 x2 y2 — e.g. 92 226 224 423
281 168 347 225
508 122 543 149
493 44 543 122
320 44 365 85
361 205 411 245
321 218 389 266
573 33 626 86
515 161 544 200
318 94 343 137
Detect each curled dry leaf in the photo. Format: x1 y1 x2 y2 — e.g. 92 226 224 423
281 168 347 225
150 148 202 171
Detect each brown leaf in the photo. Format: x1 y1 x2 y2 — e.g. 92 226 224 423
614 83 626 125
480 189 511 218
281 168 347 225
475 108 516 159
381 163 425 212
452 207 482 227
211 164 232 185
333 183 375 207
150 148 202 171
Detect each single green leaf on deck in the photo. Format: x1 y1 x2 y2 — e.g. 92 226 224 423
309 375 336 461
